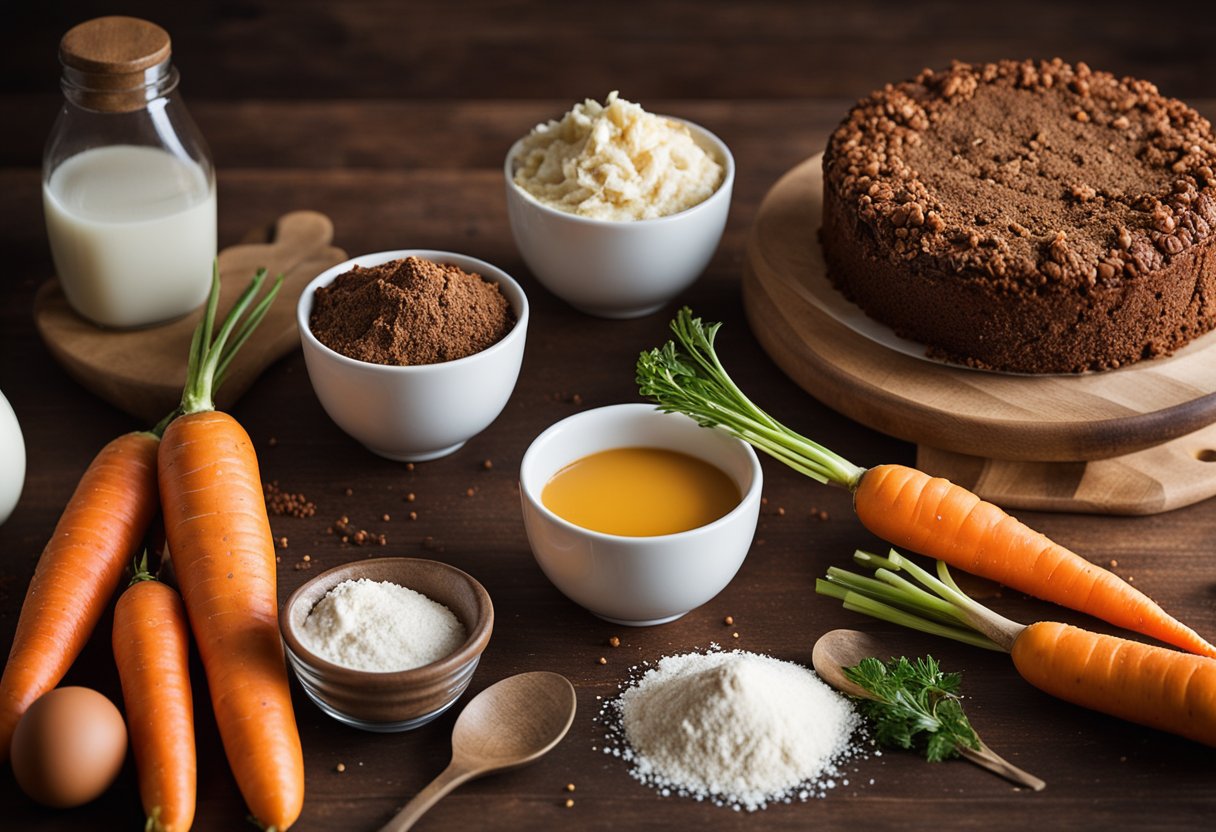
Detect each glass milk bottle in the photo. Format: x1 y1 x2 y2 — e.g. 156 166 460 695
43 16 216 329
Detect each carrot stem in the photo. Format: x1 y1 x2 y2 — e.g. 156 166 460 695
818 550 1026 652
637 309 865 487
815 579 1003 651
178 266 282 416
823 567 966 627
869 550 1023 650
128 550 156 587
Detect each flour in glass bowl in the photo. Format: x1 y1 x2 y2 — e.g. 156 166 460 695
598 648 865 811
300 578 466 672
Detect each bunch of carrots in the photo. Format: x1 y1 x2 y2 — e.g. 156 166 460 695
0 269 304 831
637 309 1216 744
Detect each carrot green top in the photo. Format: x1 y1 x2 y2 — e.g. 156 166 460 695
636 307 866 488
175 265 283 420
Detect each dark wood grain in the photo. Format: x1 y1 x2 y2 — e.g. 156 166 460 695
3 3 1216 830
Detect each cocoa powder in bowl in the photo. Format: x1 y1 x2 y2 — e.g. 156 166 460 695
309 256 515 366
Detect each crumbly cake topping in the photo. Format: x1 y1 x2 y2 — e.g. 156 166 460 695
824 59 1216 291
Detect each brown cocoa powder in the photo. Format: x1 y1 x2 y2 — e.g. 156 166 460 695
309 256 514 366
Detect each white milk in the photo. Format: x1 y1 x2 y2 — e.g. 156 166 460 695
43 144 216 328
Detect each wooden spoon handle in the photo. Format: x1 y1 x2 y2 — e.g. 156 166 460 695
958 740 1046 791
377 762 478 832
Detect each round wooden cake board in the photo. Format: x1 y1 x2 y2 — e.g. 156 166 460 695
742 154 1216 515
34 211 348 426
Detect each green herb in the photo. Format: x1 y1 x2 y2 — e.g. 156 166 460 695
845 654 980 762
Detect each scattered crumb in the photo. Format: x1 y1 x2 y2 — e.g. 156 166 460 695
564 798 575 809
565 783 576 792
483 459 493 470
303 555 311 563
277 536 288 548
406 493 416 503
333 516 387 546
731 632 740 639
723 615 734 626
263 482 316 518
407 463 415 471
409 511 418 521
466 487 476 497
761 497 768 506
776 506 785 516
344 487 354 497
336 763 346 773
1110 559 1118 568
598 657 607 665
382 513 391 522
268 436 278 447
571 393 583 405
608 636 621 648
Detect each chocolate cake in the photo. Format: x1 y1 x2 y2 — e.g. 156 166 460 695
821 59 1216 373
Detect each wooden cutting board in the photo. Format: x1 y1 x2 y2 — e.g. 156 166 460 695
742 154 1216 515
35 211 347 425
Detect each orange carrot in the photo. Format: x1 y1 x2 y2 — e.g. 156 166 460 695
160 411 302 829
113 564 195 832
0 431 159 763
819 550 1216 747
158 269 303 830
853 464 1216 658
638 309 1216 658
1012 621 1216 747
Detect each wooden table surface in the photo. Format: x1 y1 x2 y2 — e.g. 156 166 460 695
3 2 1216 830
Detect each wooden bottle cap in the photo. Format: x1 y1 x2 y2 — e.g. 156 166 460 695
59 17 172 112
60 16 171 75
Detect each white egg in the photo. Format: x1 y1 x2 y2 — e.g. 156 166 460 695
0 388 26 526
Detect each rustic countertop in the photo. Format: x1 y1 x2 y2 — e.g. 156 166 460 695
2 2 1215 830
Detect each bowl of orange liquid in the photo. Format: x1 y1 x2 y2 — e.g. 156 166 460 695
519 403 762 625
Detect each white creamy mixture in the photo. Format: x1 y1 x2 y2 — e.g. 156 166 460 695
512 92 724 221
608 649 862 811
301 578 466 672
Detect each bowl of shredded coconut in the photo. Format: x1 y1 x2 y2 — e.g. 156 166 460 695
280 557 494 731
505 92 734 318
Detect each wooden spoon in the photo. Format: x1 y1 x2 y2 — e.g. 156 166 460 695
378 671 577 832
812 628 1045 791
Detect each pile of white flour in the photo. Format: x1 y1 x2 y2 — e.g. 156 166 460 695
301 578 466 672
604 649 862 811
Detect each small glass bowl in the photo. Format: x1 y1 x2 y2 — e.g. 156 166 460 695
280 557 494 732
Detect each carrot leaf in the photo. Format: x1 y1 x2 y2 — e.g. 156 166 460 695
637 308 866 488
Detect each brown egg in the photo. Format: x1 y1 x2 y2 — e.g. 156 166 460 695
11 686 128 808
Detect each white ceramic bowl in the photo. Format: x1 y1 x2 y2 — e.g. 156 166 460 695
298 250 528 462
519 403 762 626
504 118 735 319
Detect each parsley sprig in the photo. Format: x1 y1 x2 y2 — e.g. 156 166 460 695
844 655 980 762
